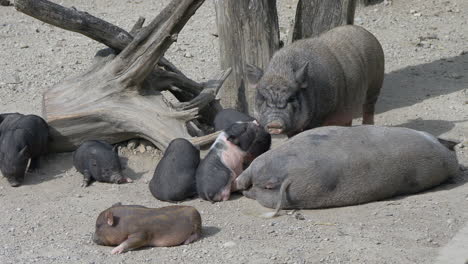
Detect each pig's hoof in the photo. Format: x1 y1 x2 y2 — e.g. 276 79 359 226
111 246 124 254
9 182 21 187
183 233 201 245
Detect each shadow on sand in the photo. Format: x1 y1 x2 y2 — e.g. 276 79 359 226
377 54 467 114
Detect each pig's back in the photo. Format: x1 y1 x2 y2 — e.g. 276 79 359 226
318 25 384 112
295 126 458 207
250 125 458 209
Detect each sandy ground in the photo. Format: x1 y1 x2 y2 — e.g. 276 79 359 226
0 0 467 263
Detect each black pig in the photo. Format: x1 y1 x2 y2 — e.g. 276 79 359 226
73 140 132 187
149 138 200 202
246 25 385 136
0 113 49 187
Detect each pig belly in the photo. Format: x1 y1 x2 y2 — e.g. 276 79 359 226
221 143 245 176
322 111 353 126
151 229 196 247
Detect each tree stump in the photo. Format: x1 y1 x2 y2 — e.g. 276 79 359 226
15 0 228 152
290 0 357 42
213 0 280 116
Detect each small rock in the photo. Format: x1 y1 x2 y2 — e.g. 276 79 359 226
295 213 305 220
137 144 146 153
76 194 83 198
127 139 139 150
409 10 417 14
184 52 193 58
223 241 236 248
16 208 22 211
376 241 381 245
146 145 155 152
20 44 29 49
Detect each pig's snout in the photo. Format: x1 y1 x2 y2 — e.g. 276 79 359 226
5 174 22 187
266 121 285 135
92 233 102 245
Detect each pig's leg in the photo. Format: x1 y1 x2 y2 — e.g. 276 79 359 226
183 232 201 245
111 233 148 254
363 74 383 125
322 111 353 127
234 169 252 191
81 170 92 187
28 157 40 172
243 187 279 209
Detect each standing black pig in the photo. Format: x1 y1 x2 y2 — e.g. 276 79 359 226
214 108 271 165
246 25 385 136
196 121 259 202
73 140 132 187
0 113 49 187
149 138 200 202
235 126 460 217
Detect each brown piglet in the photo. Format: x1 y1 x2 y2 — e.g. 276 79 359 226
92 203 202 254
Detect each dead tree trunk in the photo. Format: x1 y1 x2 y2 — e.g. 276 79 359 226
15 0 227 152
290 0 357 42
214 0 280 116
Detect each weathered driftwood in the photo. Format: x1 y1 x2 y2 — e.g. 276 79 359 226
213 0 280 116
290 0 357 42
15 0 227 152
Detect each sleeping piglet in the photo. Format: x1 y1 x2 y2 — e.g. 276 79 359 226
93 203 202 254
196 121 260 202
73 140 132 187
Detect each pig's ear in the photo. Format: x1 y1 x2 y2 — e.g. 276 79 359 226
245 64 264 85
105 211 114 226
295 62 309 90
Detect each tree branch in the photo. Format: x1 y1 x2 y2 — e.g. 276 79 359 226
116 0 205 85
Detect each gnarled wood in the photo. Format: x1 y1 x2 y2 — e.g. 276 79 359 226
14 0 202 95
14 0 229 153
214 0 280 116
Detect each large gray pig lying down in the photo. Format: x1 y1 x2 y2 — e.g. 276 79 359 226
247 25 385 136
235 126 460 216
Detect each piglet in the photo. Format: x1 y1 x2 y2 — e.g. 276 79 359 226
0 113 49 187
196 121 259 202
149 138 199 202
93 203 202 254
73 140 132 187
214 109 271 166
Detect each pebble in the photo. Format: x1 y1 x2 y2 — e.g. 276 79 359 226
184 52 193 58
137 144 146 153
127 139 139 150
223 241 236 248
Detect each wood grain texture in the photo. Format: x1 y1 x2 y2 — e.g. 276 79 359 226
15 0 230 153
291 0 357 41
214 0 280 116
